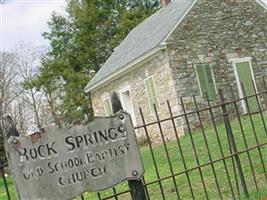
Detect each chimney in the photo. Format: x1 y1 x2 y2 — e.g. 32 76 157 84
161 0 171 7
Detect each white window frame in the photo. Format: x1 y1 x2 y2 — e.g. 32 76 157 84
102 96 113 116
194 64 217 100
144 76 159 112
230 57 258 113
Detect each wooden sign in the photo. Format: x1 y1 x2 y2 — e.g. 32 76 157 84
4 112 144 200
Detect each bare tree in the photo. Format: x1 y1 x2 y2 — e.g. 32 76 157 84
13 43 48 132
0 0 10 5
0 51 19 163
0 52 19 124
0 49 42 135
0 0 6 5
0 43 60 137
8 95 32 135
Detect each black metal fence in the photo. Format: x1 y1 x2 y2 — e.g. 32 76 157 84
1 86 267 199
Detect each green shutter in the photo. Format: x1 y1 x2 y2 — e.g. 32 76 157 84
196 65 207 95
104 98 112 116
145 77 159 110
196 64 216 100
236 61 258 113
149 79 159 108
205 65 216 100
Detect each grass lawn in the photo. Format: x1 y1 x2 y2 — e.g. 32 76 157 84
1 111 267 200
0 175 18 200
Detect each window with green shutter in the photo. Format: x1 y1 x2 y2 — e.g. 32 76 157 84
103 97 113 116
195 64 217 100
144 76 159 111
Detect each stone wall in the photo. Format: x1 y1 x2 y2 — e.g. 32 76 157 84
91 50 184 143
167 0 267 123
90 0 267 141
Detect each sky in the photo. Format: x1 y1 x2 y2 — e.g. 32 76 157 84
0 0 67 51
0 0 267 52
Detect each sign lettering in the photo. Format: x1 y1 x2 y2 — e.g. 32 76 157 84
5 112 144 200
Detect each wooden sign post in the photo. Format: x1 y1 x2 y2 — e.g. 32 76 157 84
111 92 147 200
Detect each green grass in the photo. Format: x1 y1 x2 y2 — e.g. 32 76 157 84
239 185 267 200
1 112 267 200
0 175 18 200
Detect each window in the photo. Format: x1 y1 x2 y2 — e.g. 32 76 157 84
231 58 259 113
103 97 113 116
195 64 216 100
144 76 159 110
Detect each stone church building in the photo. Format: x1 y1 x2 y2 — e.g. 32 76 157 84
85 0 267 139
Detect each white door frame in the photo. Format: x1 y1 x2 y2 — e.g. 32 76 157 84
119 86 137 126
231 57 257 113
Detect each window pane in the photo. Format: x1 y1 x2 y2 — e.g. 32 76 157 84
196 65 206 93
104 98 112 116
196 64 216 100
204 65 216 100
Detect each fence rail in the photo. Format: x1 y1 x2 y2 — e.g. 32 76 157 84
1 87 267 200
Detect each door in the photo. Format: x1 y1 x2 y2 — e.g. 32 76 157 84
234 60 259 113
120 90 137 126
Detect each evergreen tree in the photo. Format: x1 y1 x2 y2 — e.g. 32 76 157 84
35 0 159 124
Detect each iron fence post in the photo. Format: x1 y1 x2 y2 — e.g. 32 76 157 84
219 89 249 199
111 92 147 200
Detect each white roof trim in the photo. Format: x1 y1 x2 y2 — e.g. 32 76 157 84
84 44 167 93
255 0 267 9
161 0 198 44
229 57 252 63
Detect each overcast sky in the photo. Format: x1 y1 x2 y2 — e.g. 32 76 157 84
1 0 67 51
0 0 266 52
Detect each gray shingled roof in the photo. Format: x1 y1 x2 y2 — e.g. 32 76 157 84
85 0 195 91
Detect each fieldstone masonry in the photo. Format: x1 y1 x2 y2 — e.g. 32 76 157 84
91 0 267 142
167 0 267 114
91 51 184 142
